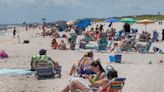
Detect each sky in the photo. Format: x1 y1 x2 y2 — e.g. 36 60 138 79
0 0 164 24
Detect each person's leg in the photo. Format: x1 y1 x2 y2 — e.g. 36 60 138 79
69 63 80 76
70 80 90 92
69 65 76 76
30 58 35 71
61 85 70 92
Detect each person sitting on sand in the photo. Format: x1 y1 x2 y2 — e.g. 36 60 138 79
51 38 58 49
69 51 95 76
31 49 61 75
58 40 67 50
62 62 118 92
13 27 16 38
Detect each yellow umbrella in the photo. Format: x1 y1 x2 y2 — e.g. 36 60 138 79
66 20 74 25
137 19 155 31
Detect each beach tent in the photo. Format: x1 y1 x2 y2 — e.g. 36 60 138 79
137 19 154 31
121 18 136 24
75 19 91 30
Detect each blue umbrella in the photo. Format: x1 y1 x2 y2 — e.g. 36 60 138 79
105 18 121 23
75 19 91 29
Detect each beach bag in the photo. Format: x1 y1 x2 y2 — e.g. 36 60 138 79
23 40 29 44
0 50 8 59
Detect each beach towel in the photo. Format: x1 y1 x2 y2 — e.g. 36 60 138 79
0 68 32 75
0 50 8 59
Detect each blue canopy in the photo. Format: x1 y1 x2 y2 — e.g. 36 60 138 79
75 19 91 29
105 18 121 23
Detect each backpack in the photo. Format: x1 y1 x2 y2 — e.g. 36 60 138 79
0 50 8 59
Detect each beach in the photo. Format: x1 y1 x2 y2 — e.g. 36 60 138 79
0 23 164 92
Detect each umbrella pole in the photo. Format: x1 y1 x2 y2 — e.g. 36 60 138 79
145 24 147 31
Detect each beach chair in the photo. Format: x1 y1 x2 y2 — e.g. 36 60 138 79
152 31 159 42
70 33 78 42
121 38 136 51
114 31 122 41
84 34 91 43
131 28 138 34
35 61 62 79
138 41 152 53
104 77 126 92
35 62 55 79
79 41 87 49
98 38 108 51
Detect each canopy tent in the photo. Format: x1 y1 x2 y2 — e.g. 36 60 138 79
75 19 91 30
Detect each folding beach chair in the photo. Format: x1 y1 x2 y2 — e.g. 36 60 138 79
114 31 122 41
104 77 126 92
84 34 92 43
138 41 152 53
70 33 78 42
35 62 55 79
98 38 108 51
35 61 61 79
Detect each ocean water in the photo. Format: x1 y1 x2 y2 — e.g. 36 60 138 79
0 31 11 36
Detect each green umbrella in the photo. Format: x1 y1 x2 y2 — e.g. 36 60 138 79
121 18 136 24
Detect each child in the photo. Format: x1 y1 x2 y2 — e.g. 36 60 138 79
58 40 66 50
51 38 58 49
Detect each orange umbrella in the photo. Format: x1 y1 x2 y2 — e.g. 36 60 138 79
137 19 155 31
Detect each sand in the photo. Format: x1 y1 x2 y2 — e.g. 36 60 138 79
0 22 164 92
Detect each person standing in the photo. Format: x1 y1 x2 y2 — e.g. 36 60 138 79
13 27 16 38
42 26 46 38
123 22 130 37
162 29 164 41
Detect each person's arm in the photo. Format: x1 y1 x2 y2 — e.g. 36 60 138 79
99 73 105 80
109 47 115 53
79 57 87 66
89 78 108 88
77 56 85 65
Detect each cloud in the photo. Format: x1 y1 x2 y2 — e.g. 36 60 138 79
0 0 164 24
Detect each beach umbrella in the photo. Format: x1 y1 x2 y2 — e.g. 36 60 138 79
105 18 121 23
67 20 74 25
137 19 155 31
121 18 136 24
75 19 91 30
